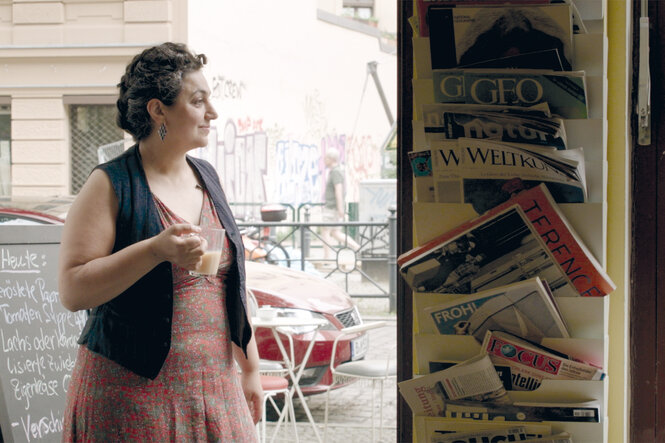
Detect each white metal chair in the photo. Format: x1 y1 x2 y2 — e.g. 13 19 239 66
322 321 397 443
248 290 299 443
259 365 298 443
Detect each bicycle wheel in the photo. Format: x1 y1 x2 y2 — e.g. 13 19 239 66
262 240 290 267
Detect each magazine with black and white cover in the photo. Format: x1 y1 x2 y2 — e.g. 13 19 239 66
421 103 567 150
415 0 553 37
423 277 569 344
441 398 600 423
397 184 615 297
426 4 574 70
458 48 567 71
426 138 586 212
398 354 511 417
481 330 605 390
432 69 588 119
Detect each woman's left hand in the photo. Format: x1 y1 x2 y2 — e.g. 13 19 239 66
240 369 263 424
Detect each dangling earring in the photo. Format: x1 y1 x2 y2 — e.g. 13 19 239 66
158 123 167 141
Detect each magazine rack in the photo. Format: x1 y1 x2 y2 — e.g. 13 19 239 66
404 1 609 442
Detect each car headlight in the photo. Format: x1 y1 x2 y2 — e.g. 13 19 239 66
271 308 335 334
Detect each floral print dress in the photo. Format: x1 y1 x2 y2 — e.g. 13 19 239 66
62 190 257 442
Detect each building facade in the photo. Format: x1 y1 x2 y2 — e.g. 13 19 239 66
0 0 189 196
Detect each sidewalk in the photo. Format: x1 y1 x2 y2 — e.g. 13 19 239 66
263 310 398 443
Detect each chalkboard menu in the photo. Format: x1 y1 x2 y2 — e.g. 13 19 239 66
0 226 85 443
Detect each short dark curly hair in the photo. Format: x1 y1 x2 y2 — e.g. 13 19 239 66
116 42 207 141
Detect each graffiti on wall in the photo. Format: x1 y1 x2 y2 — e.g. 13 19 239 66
211 75 246 101
275 139 322 206
320 133 379 202
215 119 268 205
205 124 379 208
237 117 263 133
345 134 380 201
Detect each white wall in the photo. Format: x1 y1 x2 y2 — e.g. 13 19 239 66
188 0 397 209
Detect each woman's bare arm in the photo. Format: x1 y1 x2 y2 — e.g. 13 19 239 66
233 334 263 424
58 169 204 312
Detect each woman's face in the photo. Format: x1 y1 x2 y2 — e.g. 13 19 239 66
164 70 218 149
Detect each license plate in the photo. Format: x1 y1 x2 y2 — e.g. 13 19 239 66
350 334 369 361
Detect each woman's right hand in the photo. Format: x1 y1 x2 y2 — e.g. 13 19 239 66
149 224 204 270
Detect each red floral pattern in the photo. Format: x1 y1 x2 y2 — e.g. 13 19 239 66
62 190 256 442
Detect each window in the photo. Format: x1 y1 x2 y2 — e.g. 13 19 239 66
68 104 123 194
343 0 373 20
0 103 10 196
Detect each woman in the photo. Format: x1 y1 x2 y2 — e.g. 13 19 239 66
59 42 261 441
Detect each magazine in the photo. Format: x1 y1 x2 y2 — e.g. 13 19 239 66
398 354 511 417
441 399 600 423
427 361 548 392
408 149 436 202
425 138 587 211
420 104 567 150
458 48 567 71
422 420 552 443
431 426 536 443
425 4 574 70
522 433 574 443
423 277 569 343
431 69 588 119
397 184 615 297
415 0 553 37
481 330 605 390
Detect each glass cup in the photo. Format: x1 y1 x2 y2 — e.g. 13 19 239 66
189 227 226 276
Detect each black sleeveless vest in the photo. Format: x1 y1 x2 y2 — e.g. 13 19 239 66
76 144 252 379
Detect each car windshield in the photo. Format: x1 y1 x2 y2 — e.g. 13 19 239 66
0 214 51 225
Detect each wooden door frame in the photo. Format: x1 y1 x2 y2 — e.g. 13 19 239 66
630 1 665 441
397 1 414 442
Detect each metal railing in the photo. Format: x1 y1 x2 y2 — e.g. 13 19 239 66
237 207 397 312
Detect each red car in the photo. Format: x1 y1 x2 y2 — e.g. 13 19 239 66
0 199 368 395
247 263 367 394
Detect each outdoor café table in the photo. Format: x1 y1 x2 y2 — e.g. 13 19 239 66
251 315 328 443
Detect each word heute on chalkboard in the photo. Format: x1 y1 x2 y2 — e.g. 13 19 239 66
1 242 87 443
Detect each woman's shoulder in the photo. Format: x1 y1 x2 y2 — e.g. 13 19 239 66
95 144 138 175
187 155 218 182
187 154 213 170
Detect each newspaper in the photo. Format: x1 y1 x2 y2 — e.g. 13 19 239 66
426 138 587 211
431 69 588 119
420 104 567 150
427 361 542 392
398 354 511 417
398 184 616 297
407 138 586 209
423 277 569 344
481 330 604 391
